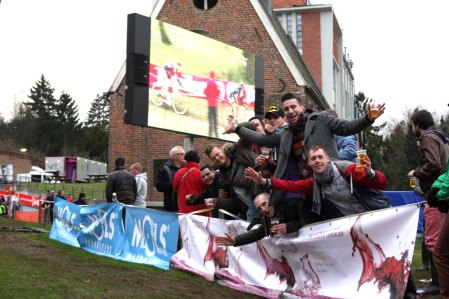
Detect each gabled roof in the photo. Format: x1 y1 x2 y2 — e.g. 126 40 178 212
111 0 327 108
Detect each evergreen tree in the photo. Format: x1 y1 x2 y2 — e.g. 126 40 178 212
77 125 109 162
439 112 449 134
26 75 57 118
6 102 40 152
85 94 109 130
382 120 416 190
24 75 64 155
77 94 109 162
56 92 82 155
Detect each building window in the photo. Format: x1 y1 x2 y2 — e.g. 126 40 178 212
296 14 302 53
193 0 218 10
286 13 293 38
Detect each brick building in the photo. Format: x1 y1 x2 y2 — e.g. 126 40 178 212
0 144 33 182
272 0 356 119
108 0 336 203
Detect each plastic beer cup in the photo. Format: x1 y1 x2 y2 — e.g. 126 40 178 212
409 177 417 188
356 149 367 172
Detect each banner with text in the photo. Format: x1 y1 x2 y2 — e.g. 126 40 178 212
49 198 82 247
120 206 179 270
171 204 420 299
76 203 125 258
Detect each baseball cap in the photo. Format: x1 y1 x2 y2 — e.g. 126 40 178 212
264 105 285 118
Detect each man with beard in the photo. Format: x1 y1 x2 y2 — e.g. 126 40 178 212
407 110 449 296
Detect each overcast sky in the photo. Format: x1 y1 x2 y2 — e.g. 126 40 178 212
315 0 449 128
0 0 447 130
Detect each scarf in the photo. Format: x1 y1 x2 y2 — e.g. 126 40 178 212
290 113 309 178
312 161 334 214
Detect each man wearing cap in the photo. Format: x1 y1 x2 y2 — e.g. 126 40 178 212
264 105 287 133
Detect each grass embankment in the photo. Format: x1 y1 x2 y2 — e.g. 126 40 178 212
0 217 256 299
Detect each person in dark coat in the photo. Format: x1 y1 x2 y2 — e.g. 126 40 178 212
105 157 137 205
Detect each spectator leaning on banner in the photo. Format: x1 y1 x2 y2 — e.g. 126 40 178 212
215 145 388 248
215 192 304 247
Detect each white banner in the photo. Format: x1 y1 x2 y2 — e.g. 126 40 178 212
171 204 420 298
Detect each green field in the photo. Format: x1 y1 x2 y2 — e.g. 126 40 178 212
14 181 107 201
0 217 255 299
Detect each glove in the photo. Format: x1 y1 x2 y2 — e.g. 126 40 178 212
437 200 449 213
426 187 440 208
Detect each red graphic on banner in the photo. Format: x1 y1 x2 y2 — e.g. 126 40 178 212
290 253 321 296
203 217 229 268
350 215 410 298
256 241 296 288
204 235 229 268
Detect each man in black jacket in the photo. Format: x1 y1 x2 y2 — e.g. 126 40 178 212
215 192 304 246
155 146 185 212
105 157 137 205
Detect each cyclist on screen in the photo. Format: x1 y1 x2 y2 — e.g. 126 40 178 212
161 62 183 104
229 82 247 106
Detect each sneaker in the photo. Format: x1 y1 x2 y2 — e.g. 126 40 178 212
416 284 440 296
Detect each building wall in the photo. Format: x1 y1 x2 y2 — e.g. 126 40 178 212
0 151 33 180
272 0 307 9
301 11 322 89
109 0 318 203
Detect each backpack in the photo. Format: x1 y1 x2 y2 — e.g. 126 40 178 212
333 160 391 211
427 129 449 143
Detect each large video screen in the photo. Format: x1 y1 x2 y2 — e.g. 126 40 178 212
148 19 256 141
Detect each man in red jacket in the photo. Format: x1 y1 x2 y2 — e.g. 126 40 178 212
245 145 387 220
172 150 208 216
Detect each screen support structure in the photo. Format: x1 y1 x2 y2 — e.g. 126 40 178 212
125 13 150 126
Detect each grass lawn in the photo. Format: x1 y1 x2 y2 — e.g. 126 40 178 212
14 181 107 201
0 216 440 298
0 217 256 299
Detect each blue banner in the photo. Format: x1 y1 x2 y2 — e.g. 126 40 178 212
49 198 82 247
120 207 179 270
384 191 424 233
77 203 125 258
